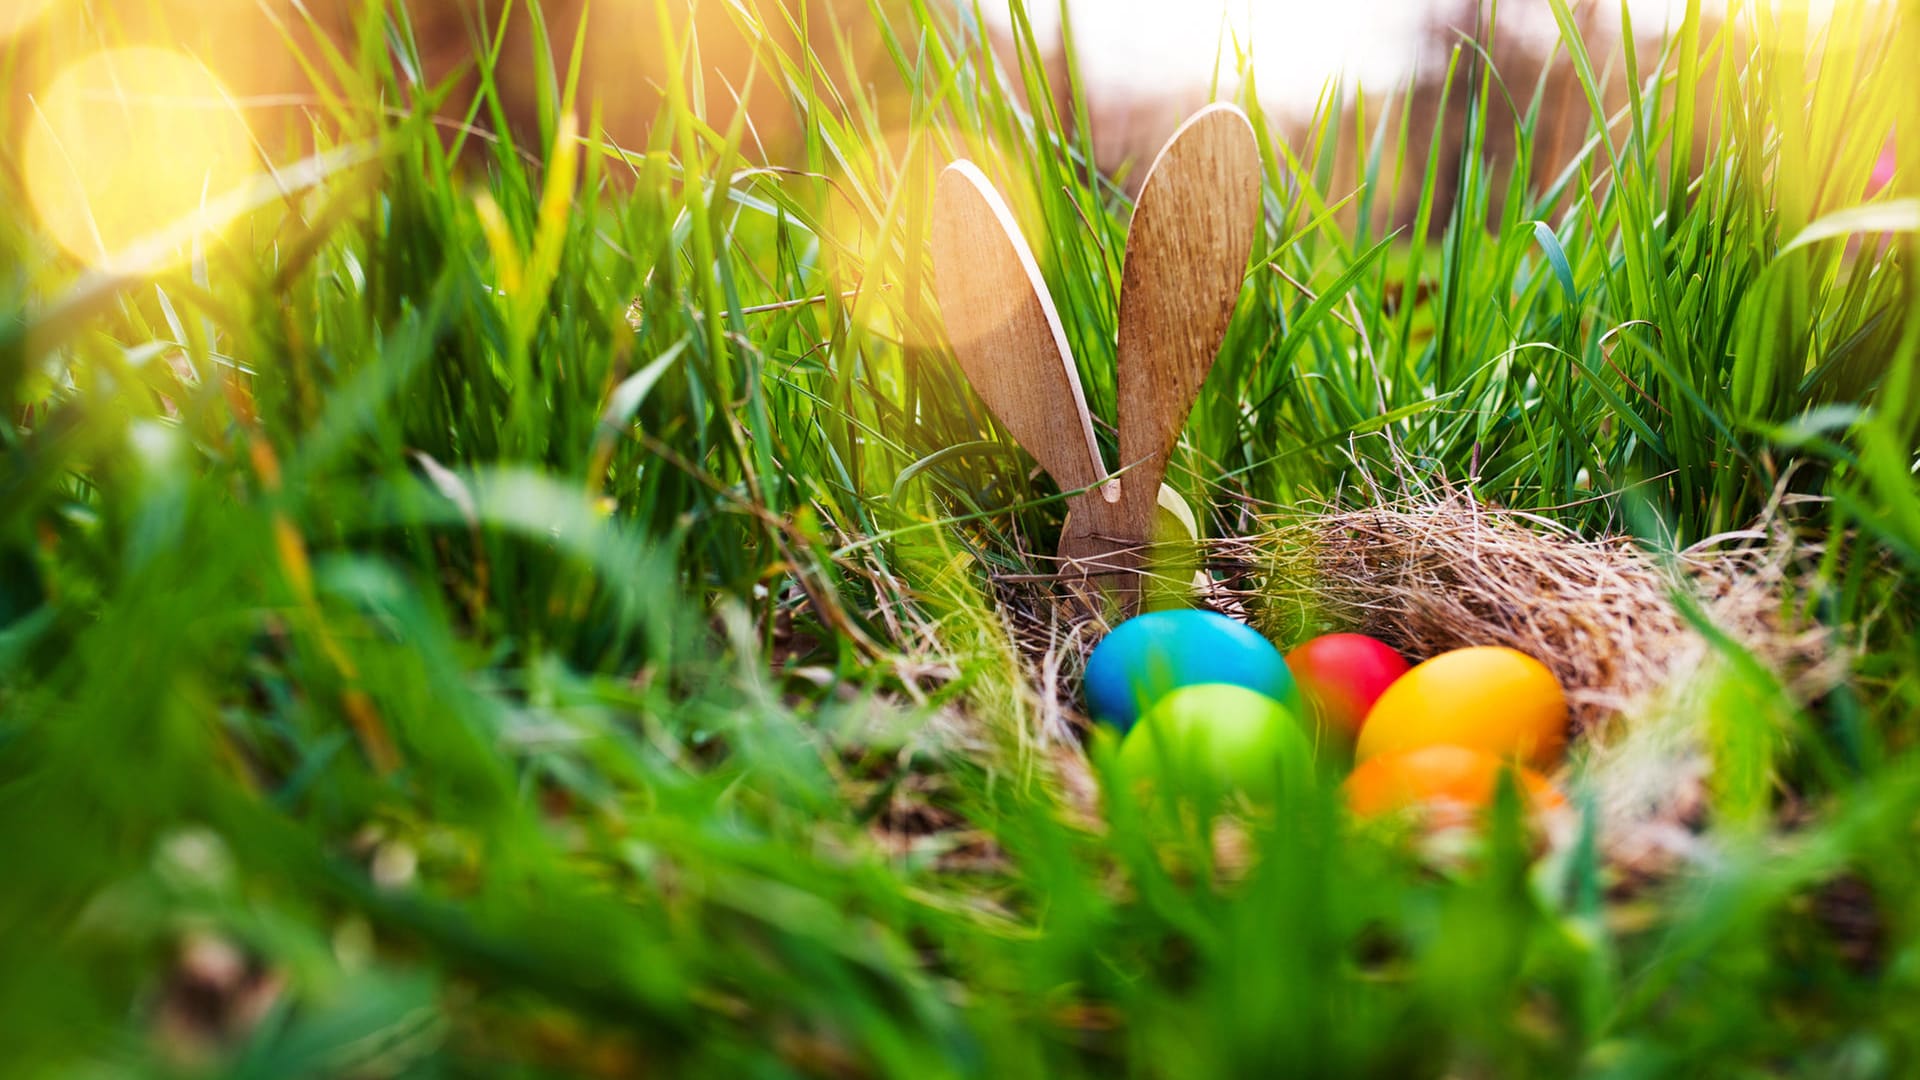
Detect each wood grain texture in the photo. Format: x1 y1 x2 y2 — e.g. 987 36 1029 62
1114 104 1262 541
930 161 1133 589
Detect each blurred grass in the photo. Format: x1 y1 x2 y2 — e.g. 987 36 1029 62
2 0 1919 1075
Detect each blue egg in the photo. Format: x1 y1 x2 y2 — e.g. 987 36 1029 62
1084 610 1298 734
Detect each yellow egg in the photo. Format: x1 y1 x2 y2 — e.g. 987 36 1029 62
1354 646 1568 769
1145 483 1208 609
1152 482 1200 543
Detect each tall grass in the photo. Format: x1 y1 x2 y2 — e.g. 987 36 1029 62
2 0 1918 1074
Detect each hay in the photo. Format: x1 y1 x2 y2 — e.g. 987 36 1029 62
1234 493 1843 874
988 491 1844 877
1244 495 1839 737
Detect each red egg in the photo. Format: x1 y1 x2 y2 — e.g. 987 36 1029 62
1283 633 1410 739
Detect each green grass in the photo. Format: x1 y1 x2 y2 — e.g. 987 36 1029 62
3 0 1920 1075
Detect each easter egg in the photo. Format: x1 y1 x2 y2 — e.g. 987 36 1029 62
1153 482 1200 542
1117 683 1313 803
1145 484 1210 610
1345 745 1564 822
1284 633 1410 738
1084 609 1297 734
1354 646 1568 769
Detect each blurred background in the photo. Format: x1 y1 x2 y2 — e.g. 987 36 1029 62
3 0 1874 251
3 2 1912 1075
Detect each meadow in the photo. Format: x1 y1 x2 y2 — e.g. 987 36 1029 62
3 0 1919 1075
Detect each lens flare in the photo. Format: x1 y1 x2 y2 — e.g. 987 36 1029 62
818 126 1054 351
0 0 61 41
24 48 257 271
812 125 933 348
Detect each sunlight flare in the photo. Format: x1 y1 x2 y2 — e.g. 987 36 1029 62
24 47 258 271
0 0 61 41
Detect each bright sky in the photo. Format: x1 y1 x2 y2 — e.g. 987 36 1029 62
978 1 1858 112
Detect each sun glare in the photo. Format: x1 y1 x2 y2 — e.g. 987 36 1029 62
0 0 61 41
976 0 1873 115
24 47 257 271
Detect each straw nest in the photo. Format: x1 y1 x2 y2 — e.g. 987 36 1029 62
991 492 1845 879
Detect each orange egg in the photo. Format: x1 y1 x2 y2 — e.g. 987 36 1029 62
1354 646 1568 768
1345 745 1564 822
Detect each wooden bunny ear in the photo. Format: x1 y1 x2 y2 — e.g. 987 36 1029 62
1113 104 1262 539
931 161 1113 502
931 161 1132 586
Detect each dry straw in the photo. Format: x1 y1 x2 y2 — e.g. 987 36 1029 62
995 491 1845 876
1244 493 1838 737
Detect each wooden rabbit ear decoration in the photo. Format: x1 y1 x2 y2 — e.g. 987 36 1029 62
929 160 1132 594
931 104 1262 615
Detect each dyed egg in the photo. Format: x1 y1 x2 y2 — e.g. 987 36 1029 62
1284 633 1411 738
1152 482 1200 543
1354 646 1568 769
1145 484 1210 610
1084 609 1297 733
1345 745 1564 823
1117 684 1313 803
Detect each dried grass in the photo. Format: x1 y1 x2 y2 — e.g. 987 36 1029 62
1242 493 1839 737
987 491 1845 876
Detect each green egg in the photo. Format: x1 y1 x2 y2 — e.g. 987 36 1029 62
1116 683 1313 804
